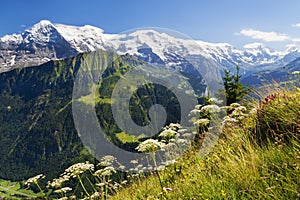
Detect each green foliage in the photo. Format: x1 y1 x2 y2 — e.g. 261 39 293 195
3 48 300 199
220 65 253 106
0 49 185 182
0 55 90 181
108 89 299 199
5 84 300 199
0 179 37 199
255 89 300 145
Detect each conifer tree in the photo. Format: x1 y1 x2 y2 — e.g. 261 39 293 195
221 65 252 106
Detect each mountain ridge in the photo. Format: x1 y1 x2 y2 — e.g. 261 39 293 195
1 20 300 75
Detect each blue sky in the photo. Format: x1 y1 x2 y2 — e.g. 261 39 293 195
1 0 300 50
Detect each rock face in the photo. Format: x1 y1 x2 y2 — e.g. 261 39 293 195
0 21 79 71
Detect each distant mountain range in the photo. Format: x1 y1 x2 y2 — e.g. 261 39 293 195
242 56 300 87
1 20 300 89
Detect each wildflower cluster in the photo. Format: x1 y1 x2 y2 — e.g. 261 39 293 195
24 174 45 187
47 161 94 189
64 161 94 177
54 187 72 194
133 122 192 176
254 90 300 145
136 139 165 153
189 99 224 135
158 123 181 142
94 166 116 177
258 93 278 110
44 156 126 199
98 155 115 167
222 103 249 125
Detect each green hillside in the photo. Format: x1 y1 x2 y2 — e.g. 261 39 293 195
16 86 300 199
0 49 202 182
108 87 300 199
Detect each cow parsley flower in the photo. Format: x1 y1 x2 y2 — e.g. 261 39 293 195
136 139 164 153
169 123 181 130
47 177 68 188
130 159 138 164
54 187 72 194
193 118 210 126
98 155 115 167
94 166 116 177
159 129 178 140
200 105 221 114
25 174 45 186
64 161 94 177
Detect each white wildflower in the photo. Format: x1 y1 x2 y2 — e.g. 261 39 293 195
90 192 101 199
54 187 72 194
208 97 223 104
193 118 210 126
249 108 257 115
57 197 68 200
136 139 164 153
292 71 300 75
130 160 138 164
25 174 45 186
166 160 177 165
118 165 126 170
176 138 188 144
231 106 247 118
98 155 115 166
136 164 143 169
234 106 247 112
47 177 67 188
194 104 202 110
165 142 176 148
228 103 241 110
157 165 166 170
169 123 181 130
61 187 72 193
94 166 116 177
222 116 238 124
200 105 221 114
159 129 178 140
64 161 94 177
169 138 176 143
178 128 188 134
188 109 200 117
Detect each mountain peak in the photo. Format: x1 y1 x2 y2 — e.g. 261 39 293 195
25 20 55 34
38 19 53 26
284 44 300 52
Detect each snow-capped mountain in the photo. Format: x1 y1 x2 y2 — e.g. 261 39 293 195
1 20 300 76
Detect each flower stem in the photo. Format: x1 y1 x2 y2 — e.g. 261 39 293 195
77 175 90 197
34 182 45 196
151 153 164 193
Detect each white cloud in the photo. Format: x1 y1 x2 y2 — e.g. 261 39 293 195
292 38 300 42
292 23 300 28
239 29 290 42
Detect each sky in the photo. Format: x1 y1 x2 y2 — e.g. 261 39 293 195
1 0 300 50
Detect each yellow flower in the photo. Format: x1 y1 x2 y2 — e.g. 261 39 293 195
221 189 226 197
